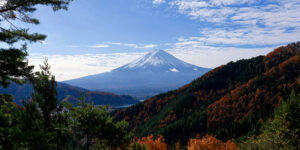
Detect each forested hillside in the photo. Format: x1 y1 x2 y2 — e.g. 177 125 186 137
0 82 138 106
114 42 300 145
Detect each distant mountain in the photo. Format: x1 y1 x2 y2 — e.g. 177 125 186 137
0 82 138 106
64 50 210 98
113 42 300 144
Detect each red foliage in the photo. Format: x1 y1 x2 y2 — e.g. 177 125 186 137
207 54 300 128
134 135 168 150
187 135 239 150
264 42 300 69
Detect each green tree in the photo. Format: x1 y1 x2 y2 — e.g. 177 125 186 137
0 0 72 87
13 100 50 149
241 91 300 150
0 1 72 148
0 1 135 149
66 95 133 150
31 58 58 130
0 94 16 150
12 59 71 150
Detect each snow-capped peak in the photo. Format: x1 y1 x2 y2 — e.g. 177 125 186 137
115 49 204 72
124 49 175 68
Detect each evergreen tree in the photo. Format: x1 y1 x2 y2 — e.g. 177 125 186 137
12 59 70 150
0 1 72 148
13 100 50 149
0 0 72 87
0 94 16 150
66 95 133 150
31 58 58 130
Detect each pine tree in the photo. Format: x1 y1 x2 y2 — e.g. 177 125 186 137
66 95 133 150
0 1 74 149
12 59 71 150
0 94 16 150
0 0 72 87
31 58 58 130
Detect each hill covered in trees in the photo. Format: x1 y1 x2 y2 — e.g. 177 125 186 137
0 82 138 107
114 42 300 145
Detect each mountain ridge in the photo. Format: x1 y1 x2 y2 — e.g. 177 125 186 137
64 50 210 98
113 42 300 144
0 82 139 106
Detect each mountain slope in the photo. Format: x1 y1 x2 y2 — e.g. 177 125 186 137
113 42 300 144
0 82 138 106
117 50 202 72
64 50 210 98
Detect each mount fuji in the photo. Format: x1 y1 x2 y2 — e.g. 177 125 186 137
64 50 210 98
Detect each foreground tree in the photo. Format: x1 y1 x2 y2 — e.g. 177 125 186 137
0 1 134 149
31 59 59 130
12 60 70 150
0 94 18 149
1 59 133 150
0 1 72 148
66 95 132 150
0 0 73 87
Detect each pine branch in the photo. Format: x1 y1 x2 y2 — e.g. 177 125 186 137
0 2 28 13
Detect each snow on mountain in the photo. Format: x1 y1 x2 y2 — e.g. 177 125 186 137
116 49 200 72
170 68 179 72
121 50 183 68
64 50 211 98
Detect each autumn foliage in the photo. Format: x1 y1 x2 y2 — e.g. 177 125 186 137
187 135 239 150
134 135 168 150
131 134 239 150
114 42 300 144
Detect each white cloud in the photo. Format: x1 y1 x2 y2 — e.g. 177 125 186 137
167 0 300 46
170 0 209 9
186 27 300 46
143 44 157 48
28 52 145 81
0 0 7 7
104 42 157 49
167 45 274 68
90 44 110 48
38 40 47 44
169 0 300 25
153 0 166 5
210 0 251 6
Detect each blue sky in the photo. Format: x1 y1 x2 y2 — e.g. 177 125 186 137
27 0 201 54
3 0 300 80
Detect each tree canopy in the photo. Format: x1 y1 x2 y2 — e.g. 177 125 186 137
0 0 72 87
